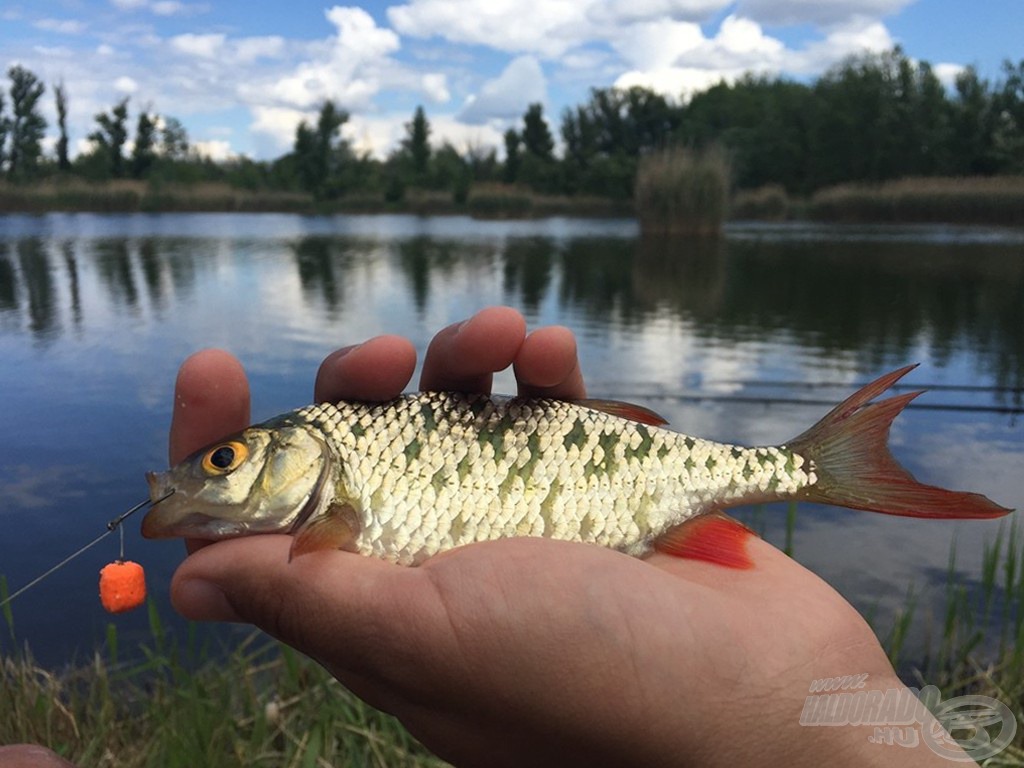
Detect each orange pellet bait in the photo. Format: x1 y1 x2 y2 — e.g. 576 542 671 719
99 560 146 613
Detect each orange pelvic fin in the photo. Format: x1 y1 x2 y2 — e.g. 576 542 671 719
790 365 1012 519
654 513 755 569
290 503 361 561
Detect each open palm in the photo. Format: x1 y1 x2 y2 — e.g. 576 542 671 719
166 307 948 768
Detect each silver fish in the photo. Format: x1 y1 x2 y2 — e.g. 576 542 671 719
142 366 1011 565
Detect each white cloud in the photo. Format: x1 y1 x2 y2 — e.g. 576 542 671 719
789 17 895 74
114 76 139 93
249 105 307 152
458 55 547 124
613 15 785 99
737 0 913 27
252 7 400 110
389 0 589 58
34 18 87 35
233 36 286 63
152 1 189 15
615 67 728 101
109 0 207 15
422 73 450 103
612 19 706 70
589 0 733 25
192 139 235 161
933 62 965 89
170 32 225 58
97 44 116 56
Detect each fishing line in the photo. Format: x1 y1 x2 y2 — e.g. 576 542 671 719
0 490 174 608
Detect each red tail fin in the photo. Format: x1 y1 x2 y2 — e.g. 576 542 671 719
789 365 1011 519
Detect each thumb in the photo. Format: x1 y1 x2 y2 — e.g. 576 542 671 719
169 535 410 669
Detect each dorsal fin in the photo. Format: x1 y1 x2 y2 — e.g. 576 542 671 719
573 398 669 426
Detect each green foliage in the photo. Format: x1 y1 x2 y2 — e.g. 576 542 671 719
291 100 351 199
402 105 431 181
54 82 70 172
132 111 158 179
502 129 521 183
561 86 680 197
160 116 190 161
521 103 554 160
4 49 1024 216
5 65 47 181
87 97 130 179
0 92 8 174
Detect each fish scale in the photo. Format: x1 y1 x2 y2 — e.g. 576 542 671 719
142 366 1012 565
292 392 811 565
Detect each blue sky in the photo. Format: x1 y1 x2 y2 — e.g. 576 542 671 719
1 1 1020 161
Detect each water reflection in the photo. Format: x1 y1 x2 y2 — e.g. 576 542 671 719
0 222 1021 397
0 213 1020 665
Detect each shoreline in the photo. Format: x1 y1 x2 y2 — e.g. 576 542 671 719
2 176 1024 227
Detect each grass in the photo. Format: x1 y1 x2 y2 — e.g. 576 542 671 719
0 591 445 767
877 516 1024 764
808 175 1024 226
634 146 731 235
3 521 1023 765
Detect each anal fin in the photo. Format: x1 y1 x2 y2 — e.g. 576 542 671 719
653 512 755 570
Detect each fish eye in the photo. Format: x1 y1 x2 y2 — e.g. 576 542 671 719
201 441 248 475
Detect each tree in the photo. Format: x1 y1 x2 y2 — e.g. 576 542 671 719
993 59 1024 173
160 116 190 160
949 67 998 175
7 65 47 181
431 142 471 202
519 103 560 193
401 105 431 182
291 99 350 198
54 81 70 172
521 103 554 160
132 109 157 178
503 128 521 183
560 86 682 197
0 91 8 175
89 97 130 178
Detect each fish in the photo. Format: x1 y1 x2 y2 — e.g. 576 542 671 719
141 365 1012 567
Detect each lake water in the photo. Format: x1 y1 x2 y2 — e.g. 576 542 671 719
0 212 1021 667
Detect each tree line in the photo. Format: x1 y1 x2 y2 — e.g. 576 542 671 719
1 47 1022 200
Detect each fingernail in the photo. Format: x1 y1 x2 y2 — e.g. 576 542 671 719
173 578 243 622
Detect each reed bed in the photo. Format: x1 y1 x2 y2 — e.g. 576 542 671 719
634 146 730 235
730 184 790 221
0 180 313 214
809 176 1024 226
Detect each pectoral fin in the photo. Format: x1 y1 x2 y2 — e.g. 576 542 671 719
653 512 755 569
290 503 361 561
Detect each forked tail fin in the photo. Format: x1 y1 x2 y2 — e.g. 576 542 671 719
788 365 1012 519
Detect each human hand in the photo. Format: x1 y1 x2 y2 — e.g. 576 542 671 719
165 306 953 767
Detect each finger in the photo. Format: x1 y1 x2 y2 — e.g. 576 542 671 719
168 349 250 465
314 335 417 403
419 306 527 393
513 325 586 399
169 536 428 693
